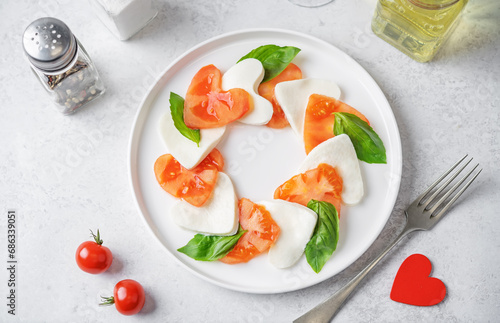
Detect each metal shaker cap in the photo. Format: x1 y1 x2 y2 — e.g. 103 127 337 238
22 17 77 72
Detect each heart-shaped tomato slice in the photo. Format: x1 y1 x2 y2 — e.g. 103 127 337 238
183 64 250 129
154 149 224 207
274 163 343 215
304 94 370 154
220 198 280 264
258 63 302 129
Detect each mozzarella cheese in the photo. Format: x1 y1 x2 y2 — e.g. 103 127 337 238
158 110 226 169
221 58 273 125
170 173 239 236
298 134 364 205
274 78 341 142
259 200 317 269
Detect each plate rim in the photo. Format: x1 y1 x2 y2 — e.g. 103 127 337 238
127 27 402 294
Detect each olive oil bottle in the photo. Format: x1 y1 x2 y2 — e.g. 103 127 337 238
372 0 468 62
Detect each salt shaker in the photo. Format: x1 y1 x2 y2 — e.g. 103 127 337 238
89 0 158 41
23 17 105 114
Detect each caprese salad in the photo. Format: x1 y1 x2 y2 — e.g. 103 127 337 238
153 45 386 273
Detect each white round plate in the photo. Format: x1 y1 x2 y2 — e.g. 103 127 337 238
128 29 402 294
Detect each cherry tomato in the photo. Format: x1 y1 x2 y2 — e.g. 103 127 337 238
75 229 113 274
101 279 146 316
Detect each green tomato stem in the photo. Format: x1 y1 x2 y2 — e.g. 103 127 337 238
99 295 115 306
90 229 103 245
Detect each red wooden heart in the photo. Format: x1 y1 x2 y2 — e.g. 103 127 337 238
390 254 446 306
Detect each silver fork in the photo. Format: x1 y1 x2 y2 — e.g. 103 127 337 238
294 155 482 323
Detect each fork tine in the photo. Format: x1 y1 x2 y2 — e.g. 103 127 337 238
427 162 479 215
430 165 482 222
417 154 468 206
422 157 473 210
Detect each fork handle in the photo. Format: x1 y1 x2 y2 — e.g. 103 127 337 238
294 228 413 323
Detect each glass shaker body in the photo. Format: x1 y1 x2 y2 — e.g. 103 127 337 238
29 39 105 114
371 0 468 62
23 17 105 114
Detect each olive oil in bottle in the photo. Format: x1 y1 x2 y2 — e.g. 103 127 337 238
371 0 468 62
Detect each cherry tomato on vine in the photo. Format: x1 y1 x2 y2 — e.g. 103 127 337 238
75 229 113 274
100 279 146 316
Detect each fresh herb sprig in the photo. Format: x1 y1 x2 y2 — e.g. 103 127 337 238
238 45 301 82
333 112 387 164
169 92 200 146
177 227 246 261
305 200 340 273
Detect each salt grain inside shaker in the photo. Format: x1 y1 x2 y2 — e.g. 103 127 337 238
89 0 158 40
22 17 105 114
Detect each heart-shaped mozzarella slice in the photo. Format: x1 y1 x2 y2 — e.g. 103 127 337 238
298 134 364 205
275 78 341 142
158 110 226 169
170 173 238 236
259 200 317 269
222 58 273 125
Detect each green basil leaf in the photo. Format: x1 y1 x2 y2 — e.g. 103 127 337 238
169 92 200 146
333 112 387 164
177 227 246 261
238 45 301 82
305 200 340 274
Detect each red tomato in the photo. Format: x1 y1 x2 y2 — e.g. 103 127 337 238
258 63 302 129
101 279 146 316
183 64 250 128
220 198 280 264
304 94 370 154
220 234 260 264
75 230 113 274
154 149 224 207
274 163 343 215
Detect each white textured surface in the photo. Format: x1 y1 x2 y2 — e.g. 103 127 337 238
1 0 499 322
